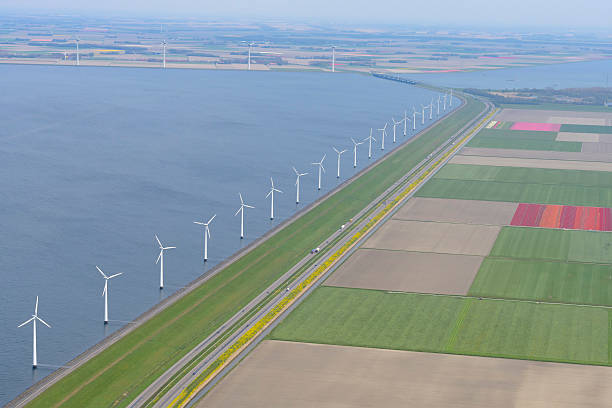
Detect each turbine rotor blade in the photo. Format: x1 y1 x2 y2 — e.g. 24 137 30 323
102 281 107 296
107 273 122 279
193 221 205 225
96 266 107 279
164 246 176 250
207 214 217 224
36 316 51 328
35 296 39 315
155 234 162 248
18 317 35 328
156 250 162 264
207 228 211 239
234 207 242 216
244 204 255 209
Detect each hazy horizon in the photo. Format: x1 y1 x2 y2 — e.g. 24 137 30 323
2 0 612 32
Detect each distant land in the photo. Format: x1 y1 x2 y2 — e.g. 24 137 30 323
1 14 611 73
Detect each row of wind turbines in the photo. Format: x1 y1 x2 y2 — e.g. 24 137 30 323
17 91 454 369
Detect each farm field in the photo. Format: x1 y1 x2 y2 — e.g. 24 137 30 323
23 95 486 408
416 164 612 207
325 249 483 295
197 340 612 408
469 258 612 306
450 154 612 171
459 146 612 162
561 124 612 134
269 286 611 366
466 128 581 151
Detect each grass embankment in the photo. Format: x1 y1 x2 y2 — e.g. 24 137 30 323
269 286 611 366
467 128 581 152
500 103 612 113
25 97 485 408
417 164 612 207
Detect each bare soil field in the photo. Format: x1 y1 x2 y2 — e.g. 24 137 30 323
363 220 500 256
582 142 612 153
325 248 482 295
450 154 612 172
496 109 612 124
459 147 612 162
198 340 612 408
395 197 517 225
556 132 601 142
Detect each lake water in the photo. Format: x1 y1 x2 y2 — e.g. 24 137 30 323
0 65 458 404
407 58 612 89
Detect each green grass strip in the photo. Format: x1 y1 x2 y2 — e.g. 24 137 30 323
467 128 581 152
25 97 485 408
499 103 612 113
469 258 612 307
560 124 612 134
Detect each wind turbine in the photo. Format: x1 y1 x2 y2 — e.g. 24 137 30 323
437 95 441 115
429 99 434 120
364 128 376 159
311 154 326 190
97 266 122 324
392 118 402 143
18 296 51 369
293 167 308 203
403 110 410 136
161 40 167 69
331 45 336 72
248 42 254 70
266 178 282 219
420 105 426 125
194 214 216 262
351 138 364 167
234 193 254 239
75 37 80 66
449 89 453 107
332 147 347 178
155 235 175 289
377 123 388 150
443 94 448 111
413 107 419 130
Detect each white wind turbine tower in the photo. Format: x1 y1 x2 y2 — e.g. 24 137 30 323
403 110 410 136
443 93 447 111
97 266 122 324
377 123 388 150
75 37 80 66
235 193 255 239
18 296 51 369
155 235 175 289
364 128 376 159
266 178 282 219
332 147 347 178
437 95 441 115
420 105 427 125
194 214 216 262
449 89 453 107
248 42 254 70
311 154 326 190
392 118 402 143
162 40 167 69
293 167 308 203
413 107 419 130
351 138 364 167
429 99 434 120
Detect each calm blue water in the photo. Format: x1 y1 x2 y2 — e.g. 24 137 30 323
407 58 612 89
0 65 458 404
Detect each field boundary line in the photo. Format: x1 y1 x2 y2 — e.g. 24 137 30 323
167 103 498 408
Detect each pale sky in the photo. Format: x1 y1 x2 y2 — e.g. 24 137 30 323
4 0 612 30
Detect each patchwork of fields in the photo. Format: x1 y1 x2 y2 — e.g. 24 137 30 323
202 107 612 407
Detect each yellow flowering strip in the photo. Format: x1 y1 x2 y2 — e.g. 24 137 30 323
169 107 498 408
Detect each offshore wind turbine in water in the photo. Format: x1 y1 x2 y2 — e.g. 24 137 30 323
194 214 216 262
97 267 122 324
312 154 326 190
332 147 347 178
17 296 51 369
293 166 308 203
234 193 255 239
351 138 364 168
364 128 376 159
155 235 175 289
266 178 283 220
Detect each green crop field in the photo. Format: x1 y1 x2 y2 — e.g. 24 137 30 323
467 128 581 152
560 124 612 134
416 164 612 207
270 286 611 366
24 97 486 408
469 258 612 306
491 227 612 264
499 103 612 113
